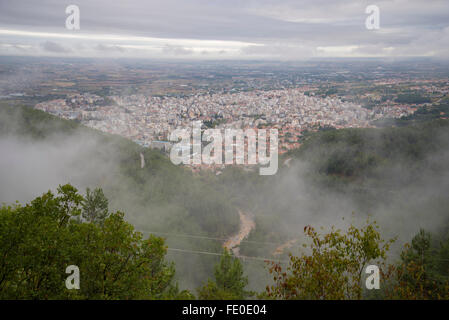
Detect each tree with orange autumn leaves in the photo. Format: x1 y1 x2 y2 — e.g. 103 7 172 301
265 221 449 300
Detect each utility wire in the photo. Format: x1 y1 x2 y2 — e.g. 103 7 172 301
166 247 289 264
137 228 302 248
137 229 449 262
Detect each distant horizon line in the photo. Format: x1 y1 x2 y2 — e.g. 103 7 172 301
0 54 447 63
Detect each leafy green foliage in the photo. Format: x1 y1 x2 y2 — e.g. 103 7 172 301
0 104 240 290
0 184 185 299
197 249 252 300
82 187 109 224
384 229 449 299
2 103 449 299
266 220 394 300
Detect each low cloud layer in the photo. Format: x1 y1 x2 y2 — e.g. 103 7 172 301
0 134 116 204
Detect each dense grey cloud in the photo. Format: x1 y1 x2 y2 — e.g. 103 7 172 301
40 40 70 53
0 0 448 59
162 44 193 56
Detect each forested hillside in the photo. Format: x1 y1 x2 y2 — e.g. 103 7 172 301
1 103 449 299
0 103 240 289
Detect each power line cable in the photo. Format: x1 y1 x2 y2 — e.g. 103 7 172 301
166 247 289 264
137 228 302 248
138 230 449 262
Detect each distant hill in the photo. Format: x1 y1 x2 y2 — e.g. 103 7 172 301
0 103 239 290
237 116 449 262
2 102 449 292
373 101 449 127
288 117 449 181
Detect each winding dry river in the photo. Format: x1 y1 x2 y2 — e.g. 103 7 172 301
223 210 255 256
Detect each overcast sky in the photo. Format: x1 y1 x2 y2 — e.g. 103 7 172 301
0 0 448 60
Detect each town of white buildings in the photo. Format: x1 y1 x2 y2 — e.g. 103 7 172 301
35 89 415 155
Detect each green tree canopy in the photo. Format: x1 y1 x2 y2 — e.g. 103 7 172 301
197 249 252 300
266 220 395 300
0 184 185 299
385 229 449 299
